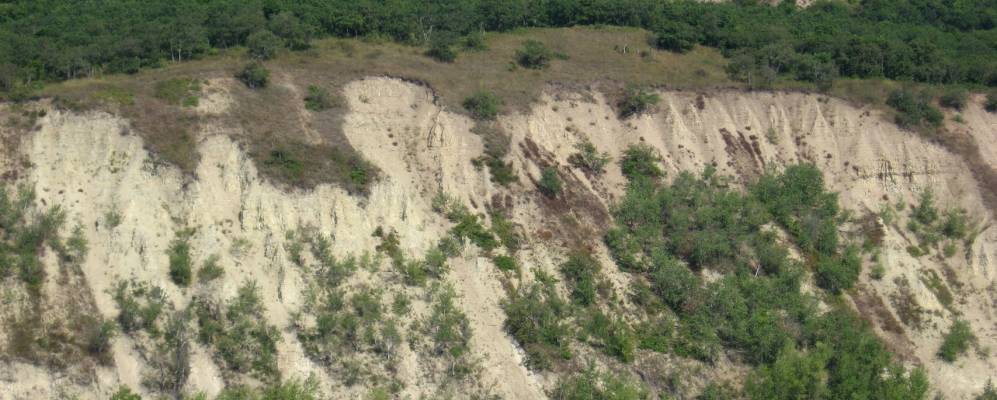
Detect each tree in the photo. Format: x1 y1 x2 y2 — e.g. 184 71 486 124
246 30 284 60
653 21 698 53
268 12 313 50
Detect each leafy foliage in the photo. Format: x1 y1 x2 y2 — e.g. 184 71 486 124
462 91 500 120
194 281 281 382
538 167 563 198
619 143 663 180
237 62 270 89
1 0 995 94
516 40 553 69
618 85 660 118
303 85 334 111
0 185 66 292
502 272 572 370
605 164 928 398
551 365 648 400
887 89 943 129
568 138 611 174
938 319 975 362
167 229 194 287
939 88 968 110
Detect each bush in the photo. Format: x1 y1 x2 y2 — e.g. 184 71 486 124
462 31 487 51
303 85 333 111
887 89 943 128
815 247 861 294
939 88 967 110
197 254 224 283
986 92 997 113
462 91 500 120
618 85 660 118
568 138 611 174
195 281 281 381
246 30 284 60
426 34 457 62
653 21 698 53
938 319 975 362
538 167 562 198
110 386 142 400
516 40 553 69
619 143 662 179
560 251 604 306
502 273 572 370
111 280 167 334
551 365 648 400
168 231 193 287
237 62 270 89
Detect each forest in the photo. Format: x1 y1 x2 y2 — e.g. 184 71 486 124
0 0 995 95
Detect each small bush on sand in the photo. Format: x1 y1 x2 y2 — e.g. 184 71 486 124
237 62 270 89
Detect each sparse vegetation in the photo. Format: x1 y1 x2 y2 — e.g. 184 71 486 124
194 281 281 382
551 364 648 400
618 85 660 118
154 78 201 107
167 229 195 287
503 272 572 370
303 85 334 111
986 92 997 113
887 89 943 129
939 88 967 110
197 254 225 283
568 138 611 174
938 320 975 362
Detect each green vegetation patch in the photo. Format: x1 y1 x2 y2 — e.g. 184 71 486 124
154 78 201 107
194 281 281 382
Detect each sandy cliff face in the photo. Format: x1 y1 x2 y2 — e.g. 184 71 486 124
1 78 995 399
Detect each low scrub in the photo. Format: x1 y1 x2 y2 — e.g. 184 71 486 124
618 85 660 118
194 281 281 382
516 40 553 69
938 320 975 362
502 272 572 370
887 89 943 129
237 62 270 89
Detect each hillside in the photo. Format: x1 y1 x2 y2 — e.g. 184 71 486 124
1 18 997 400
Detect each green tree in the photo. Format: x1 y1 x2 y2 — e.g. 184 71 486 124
237 62 270 89
246 30 284 60
268 12 313 50
516 40 553 69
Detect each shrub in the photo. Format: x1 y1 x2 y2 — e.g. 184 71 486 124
887 89 943 128
110 386 142 400
551 365 648 400
462 31 487 51
197 254 224 283
168 231 194 287
502 273 572 370
237 62 270 89
462 91 500 120
939 88 967 110
978 380 997 400
83 317 116 363
583 310 637 363
815 247 861 294
986 92 997 113
538 167 562 198
195 281 281 381
653 21 698 53
424 285 473 377
619 143 662 179
111 280 167 334
938 319 975 362
516 40 553 69
560 251 605 306
304 85 333 111
426 34 457 62
745 344 830 400
568 138 611 174
246 30 284 60
618 85 660 118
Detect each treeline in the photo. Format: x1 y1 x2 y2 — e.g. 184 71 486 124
0 0 995 92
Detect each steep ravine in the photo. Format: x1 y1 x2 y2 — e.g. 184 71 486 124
1 78 995 399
